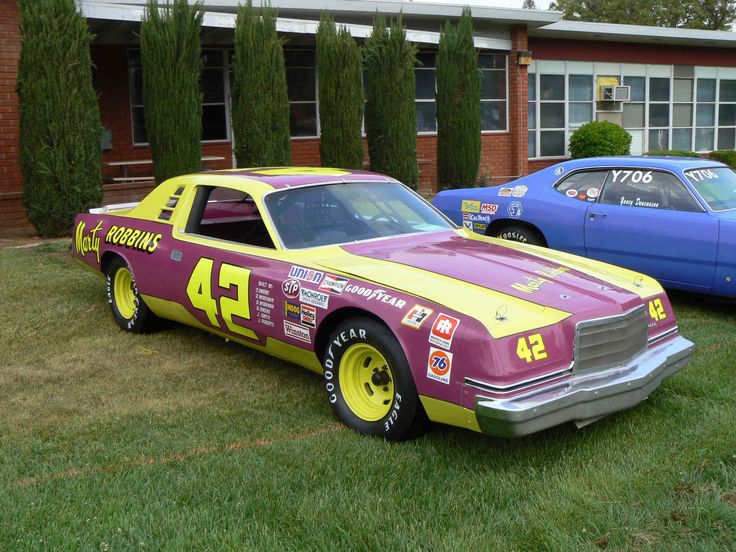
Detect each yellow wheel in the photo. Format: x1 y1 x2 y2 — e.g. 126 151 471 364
323 317 427 440
339 343 395 422
106 257 156 333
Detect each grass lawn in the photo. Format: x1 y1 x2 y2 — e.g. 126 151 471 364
1 241 735 551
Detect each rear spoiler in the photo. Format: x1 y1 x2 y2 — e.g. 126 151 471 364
89 201 140 214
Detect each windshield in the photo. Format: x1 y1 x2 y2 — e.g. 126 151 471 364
264 181 454 249
684 167 736 211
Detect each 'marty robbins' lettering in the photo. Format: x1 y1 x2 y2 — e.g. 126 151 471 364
105 225 162 254
75 220 103 263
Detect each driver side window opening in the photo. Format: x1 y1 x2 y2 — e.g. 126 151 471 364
185 185 276 248
555 170 607 202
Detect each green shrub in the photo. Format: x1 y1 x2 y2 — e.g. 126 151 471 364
316 15 364 169
18 0 103 237
645 150 700 157
709 150 736 168
231 1 291 167
140 0 203 184
436 7 480 188
364 15 418 188
568 121 631 159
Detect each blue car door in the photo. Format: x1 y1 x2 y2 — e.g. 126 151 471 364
584 168 718 292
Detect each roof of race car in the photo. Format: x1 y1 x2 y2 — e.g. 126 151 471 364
554 156 726 172
204 167 396 189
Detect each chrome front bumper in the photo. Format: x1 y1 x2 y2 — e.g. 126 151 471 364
475 335 694 438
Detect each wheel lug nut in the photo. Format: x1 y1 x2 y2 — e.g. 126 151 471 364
383 387 388 392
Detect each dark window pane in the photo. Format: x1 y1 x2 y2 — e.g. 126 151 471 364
202 105 227 141
540 74 564 101
528 102 536 129
718 127 736 149
481 100 505 130
569 103 592 125
649 104 669 127
202 68 224 103
673 78 693 102
132 106 147 143
528 131 536 157
130 67 144 105
287 68 316 101
624 76 645 102
290 103 317 136
649 129 669 150
202 50 223 68
528 73 536 101
415 70 436 99
649 78 670 101
673 104 692 127
719 104 736 126
416 52 436 67
416 102 436 132
478 54 504 69
697 79 716 102
695 128 714 151
540 130 565 157
696 104 715 126
540 103 564 128
569 75 593 101
672 128 692 150
284 50 314 67
720 80 736 102
481 70 505 99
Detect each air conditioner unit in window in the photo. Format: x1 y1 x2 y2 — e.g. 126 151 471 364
600 85 631 102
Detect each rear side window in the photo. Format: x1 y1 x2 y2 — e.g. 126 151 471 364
600 169 701 212
554 171 607 202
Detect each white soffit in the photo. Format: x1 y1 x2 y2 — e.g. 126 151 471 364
80 1 518 50
532 20 736 48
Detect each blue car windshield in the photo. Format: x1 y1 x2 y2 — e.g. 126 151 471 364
684 167 736 211
264 181 454 249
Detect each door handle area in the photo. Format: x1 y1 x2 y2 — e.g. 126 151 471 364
588 212 607 220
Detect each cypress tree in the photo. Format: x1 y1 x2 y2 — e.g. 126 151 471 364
364 15 418 188
17 0 103 237
316 15 364 169
231 1 291 167
436 8 481 188
139 0 203 183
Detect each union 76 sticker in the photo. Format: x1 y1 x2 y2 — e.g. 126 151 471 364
427 348 453 384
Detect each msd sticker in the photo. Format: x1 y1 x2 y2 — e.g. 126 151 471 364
480 203 498 215
461 200 481 213
319 274 349 294
283 321 311 343
288 265 324 284
429 313 460 349
401 305 434 329
300 287 330 309
427 348 453 384
282 278 300 299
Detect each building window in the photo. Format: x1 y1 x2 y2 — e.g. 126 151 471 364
285 49 318 137
415 52 437 133
538 73 566 157
718 79 736 149
128 49 229 145
528 72 536 157
479 54 507 131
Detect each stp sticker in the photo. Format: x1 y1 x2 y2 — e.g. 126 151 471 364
429 313 460 349
461 199 481 213
288 265 324 284
427 348 453 384
282 278 300 299
318 273 349 294
401 304 435 329
480 203 498 215
301 304 317 328
300 287 330 309
283 321 311 343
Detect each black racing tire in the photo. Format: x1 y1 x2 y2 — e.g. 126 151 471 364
322 317 427 441
495 224 545 246
106 256 157 333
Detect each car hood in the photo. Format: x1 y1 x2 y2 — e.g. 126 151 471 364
306 230 661 338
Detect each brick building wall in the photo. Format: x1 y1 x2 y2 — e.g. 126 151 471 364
0 0 23 233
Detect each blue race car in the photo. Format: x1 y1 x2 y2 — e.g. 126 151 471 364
432 156 736 297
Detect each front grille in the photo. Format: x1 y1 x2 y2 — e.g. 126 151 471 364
573 305 648 373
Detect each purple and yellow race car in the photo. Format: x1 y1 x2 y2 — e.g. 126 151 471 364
72 168 693 440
